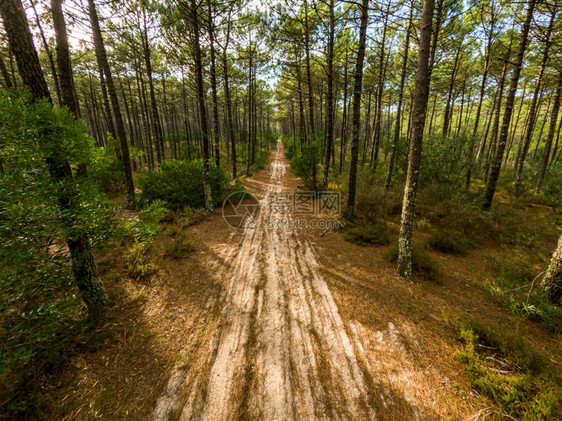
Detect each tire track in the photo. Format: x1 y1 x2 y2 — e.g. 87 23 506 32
154 141 377 420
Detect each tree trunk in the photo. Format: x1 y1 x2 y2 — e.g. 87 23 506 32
339 52 349 174
513 8 555 194
207 2 220 167
442 45 462 137
322 0 335 191
466 9 494 190
142 9 165 163
536 73 561 192
344 0 369 220
88 0 135 209
397 0 435 278
29 0 62 107
0 54 12 89
189 0 213 211
483 0 535 210
371 1 391 169
542 234 562 304
304 0 315 137
0 0 106 317
386 0 413 190
51 0 80 117
222 19 237 178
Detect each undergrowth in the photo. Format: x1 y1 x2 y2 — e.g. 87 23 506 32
483 250 561 333
344 221 389 246
448 315 561 419
428 229 475 254
384 241 440 282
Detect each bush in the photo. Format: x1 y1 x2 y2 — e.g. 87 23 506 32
290 140 321 189
164 234 196 259
118 200 167 245
384 241 440 282
452 317 561 419
428 229 473 254
89 145 124 192
0 91 114 417
344 222 389 246
139 159 228 210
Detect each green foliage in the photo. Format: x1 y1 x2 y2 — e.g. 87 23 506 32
384 241 440 282
119 200 167 245
290 140 320 189
453 317 561 419
0 91 114 417
427 229 473 254
281 134 296 159
127 242 157 281
89 143 124 193
164 233 196 259
139 159 228 210
481 247 562 332
344 222 389 246
419 134 469 187
484 282 562 333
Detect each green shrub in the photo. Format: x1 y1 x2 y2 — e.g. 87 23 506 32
490 250 537 285
344 222 389 246
139 159 228 210
484 281 562 333
118 200 167 245
290 140 321 189
0 91 114 417
164 234 196 259
127 242 157 281
452 317 561 419
428 229 473 254
384 241 440 282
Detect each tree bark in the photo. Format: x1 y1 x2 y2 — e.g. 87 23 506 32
0 54 13 89
513 8 555 194
88 0 135 209
344 0 369 220
397 0 435 278
0 0 106 317
483 0 535 210
466 6 495 190
207 1 220 167
542 234 562 304
386 0 413 191
29 0 62 107
51 0 80 117
322 0 335 191
304 0 315 137
222 19 237 178
535 72 561 192
188 0 213 211
142 10 165 163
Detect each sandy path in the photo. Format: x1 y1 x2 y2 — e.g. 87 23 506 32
154 142 379 420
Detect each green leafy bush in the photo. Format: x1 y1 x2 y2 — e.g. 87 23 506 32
453 317 561 419
164 234 196 259
290 140 321 189
428 229 473 254
384 241 440 282
89 143 124 193
484 281 562 333
0 91 114 417
139 159 228 210
344 222 389 246
118 200 167 245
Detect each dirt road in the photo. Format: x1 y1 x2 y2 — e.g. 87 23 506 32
152 142 443 420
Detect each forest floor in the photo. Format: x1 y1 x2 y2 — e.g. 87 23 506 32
48 141 561 420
